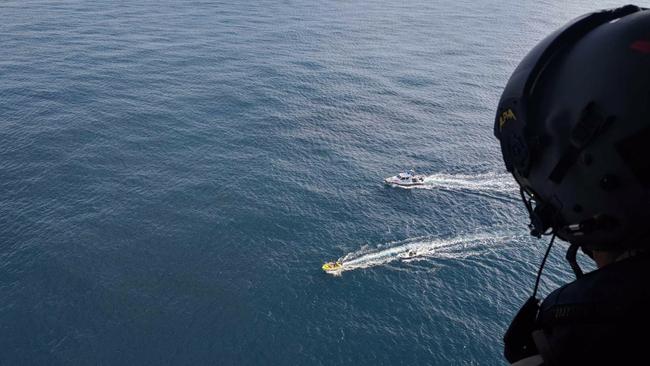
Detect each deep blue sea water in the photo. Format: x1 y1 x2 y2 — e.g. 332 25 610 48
1 1 621 364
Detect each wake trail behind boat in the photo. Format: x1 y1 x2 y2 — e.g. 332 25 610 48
392 172 518 193
331 233 513 274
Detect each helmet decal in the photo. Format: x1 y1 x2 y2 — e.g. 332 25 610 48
498 108 517 130
630 39 650 53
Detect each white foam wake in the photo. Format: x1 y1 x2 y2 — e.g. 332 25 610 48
327 233 512 275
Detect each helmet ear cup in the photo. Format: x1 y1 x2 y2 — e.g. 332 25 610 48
507 134 530 176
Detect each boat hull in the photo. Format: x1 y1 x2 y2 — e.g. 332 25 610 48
384 175 425 187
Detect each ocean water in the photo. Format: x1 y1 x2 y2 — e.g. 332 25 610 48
0 1 617 364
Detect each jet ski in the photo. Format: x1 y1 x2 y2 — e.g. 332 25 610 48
384 170 425 187
322 261 343 273
398 249 419 260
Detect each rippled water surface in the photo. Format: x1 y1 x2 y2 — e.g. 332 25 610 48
1 1 616 364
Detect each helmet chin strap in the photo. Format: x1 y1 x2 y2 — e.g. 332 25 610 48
565 243 584 279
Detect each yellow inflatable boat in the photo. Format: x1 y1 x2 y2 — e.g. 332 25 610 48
322 261 343 273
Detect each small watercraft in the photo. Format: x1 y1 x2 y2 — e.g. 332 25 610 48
384 170 425 187
398 249 419 259
322 261 343 273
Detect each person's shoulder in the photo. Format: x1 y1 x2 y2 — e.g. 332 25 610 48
540 252 650 324
511 354 543 366
533 253 650 364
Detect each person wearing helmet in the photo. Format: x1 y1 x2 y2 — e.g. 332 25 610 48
494 5 650 365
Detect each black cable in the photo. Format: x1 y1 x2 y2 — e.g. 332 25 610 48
533 233 556 299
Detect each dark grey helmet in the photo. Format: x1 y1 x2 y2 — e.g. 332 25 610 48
494 5 650 251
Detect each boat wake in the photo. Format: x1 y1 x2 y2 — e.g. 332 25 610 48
328 233 513 275
390 172 517 193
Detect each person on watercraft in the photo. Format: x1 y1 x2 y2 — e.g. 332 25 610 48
494 5 650 365
323 261 341 271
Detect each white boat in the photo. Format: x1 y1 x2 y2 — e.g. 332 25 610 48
384 170 425 187
398 249 419 259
